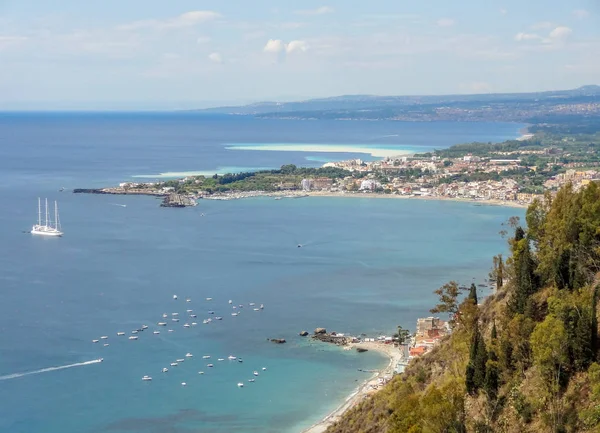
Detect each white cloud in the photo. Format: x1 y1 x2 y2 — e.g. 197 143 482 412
499 8 508 15
295 6 334 16
208 52 222 63
436 18 456 27
549 26 572 41
263 39 285 53
0 35 28 51
286 40 309 54
573 9 590 20
514 32 542 42
119 10 220 31
197 36 211 45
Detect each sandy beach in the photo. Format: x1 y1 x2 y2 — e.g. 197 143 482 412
302 342 405 433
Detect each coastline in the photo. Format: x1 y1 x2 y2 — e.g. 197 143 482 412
302 342 404 433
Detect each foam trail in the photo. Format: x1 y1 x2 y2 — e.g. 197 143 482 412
0 359 103 381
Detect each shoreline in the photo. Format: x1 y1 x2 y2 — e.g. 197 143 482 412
302 342 404 433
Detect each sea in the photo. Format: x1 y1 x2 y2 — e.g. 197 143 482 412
0 113 525 433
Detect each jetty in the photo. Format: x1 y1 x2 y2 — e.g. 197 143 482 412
160 194 197 207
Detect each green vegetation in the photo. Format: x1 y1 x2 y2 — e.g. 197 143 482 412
148 164 353 194
326 182 600 433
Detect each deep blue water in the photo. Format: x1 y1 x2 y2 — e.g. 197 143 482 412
0 113 524 433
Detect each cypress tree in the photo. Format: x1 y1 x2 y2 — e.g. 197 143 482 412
485 320 499 400
469 283 478 305
497 255 504 289
474 331 488 388
466 362 476 395
491 320 497 340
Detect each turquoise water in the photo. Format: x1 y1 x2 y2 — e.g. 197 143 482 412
0 113 524 433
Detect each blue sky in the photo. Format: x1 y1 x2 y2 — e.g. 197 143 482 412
0 0 598 109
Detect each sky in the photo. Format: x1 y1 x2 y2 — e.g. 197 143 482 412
0 0 599 109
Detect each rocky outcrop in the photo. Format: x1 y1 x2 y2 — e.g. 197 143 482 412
356 347 368 353
299 331 309 336
312 332 350 346
314 328 327 335
269 338 286 344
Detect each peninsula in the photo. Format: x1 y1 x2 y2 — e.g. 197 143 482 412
74 124 600 208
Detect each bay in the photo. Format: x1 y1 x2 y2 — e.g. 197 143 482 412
0 113 524 433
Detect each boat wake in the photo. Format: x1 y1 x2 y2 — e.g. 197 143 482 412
0 359 103 381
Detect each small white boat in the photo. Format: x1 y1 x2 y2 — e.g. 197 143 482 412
185 353 193 358
202 355 211 359
176 358 185 363
262 367 267 371
172 318 180 322
232 306 237 310
172 312 179 316
117 332 125 336
249 303 255 306
170 362 178 366
129 336 138 340
162 313 168 318
237 382 244 387
92 339 99 343
248 379 255 382
228 300 233 304
198 371 204 375
228 356 237 360
260 304 264 309
157 322 167 326
186 298 191 303
231 313 238 317
238 305 243 308
100 336 108 340
141 325 148 330
168 329 174 333
215 316 223 320
183 323 190 328
190 314 197 318
192 322 197 326
173 295 178 300
131 330 138 334
142 375 152 381
153 331 160 334
186 309 193 313
162 368 168 373
253 371 259 376
207 363 214 367
181 382 187 387
103 343 109 347
206 297 212 301
254 308 260 311
217 358 225 362
208 311 215 315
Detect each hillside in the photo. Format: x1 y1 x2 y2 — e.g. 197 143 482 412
196 86 600 123
326 182 600 433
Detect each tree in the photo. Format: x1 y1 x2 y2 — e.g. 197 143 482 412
490 254 504 290
394 325 410 345
484 320 500 401
430 281 462 326
531 315 569 432
468 283 478 305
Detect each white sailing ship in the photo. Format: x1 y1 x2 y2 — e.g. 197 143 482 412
31 198 63 237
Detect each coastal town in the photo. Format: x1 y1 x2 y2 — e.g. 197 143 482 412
75 133 600 207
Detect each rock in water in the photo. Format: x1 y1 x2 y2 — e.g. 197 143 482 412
299 331 309 337
356 347 368 353
314 328 327 335
270 338 286 344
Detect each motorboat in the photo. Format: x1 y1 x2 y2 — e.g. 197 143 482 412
186 309 193 313
173 295 178 300
157 322 167 326
192 322 197 326
168 329 174 332
232 306 237 310
186 298 191 303
231 313 238 317
217 358 224 361
198 371 204 375
237 382 244 387
190 314 197 318
172 312 179 316
238 305 243 308
142 376 152 381
202 319 209 324
249 303 255 306
117 332 125 336
170 362 178 366
207 363 214 367
141 325 148 330
181 382 187 386
248 379 255 382
162 313 168 318
238 358 243 363
92 339 99 343
208 311 215 315
103 343 109 347
176 359 185 363
254 308 260 311
185 353 193 358
162 368 168 373
183 323 190 328
228 300 233 304
131 330 138 334
202 355 211 359
228 356 237 360
153 331 160 334
129 336 138 340
215 316 223 320
100 336 108 340
172 318 180 322
253 371 259 376
260 304 264 309
206 297 212 301
262 367 267 371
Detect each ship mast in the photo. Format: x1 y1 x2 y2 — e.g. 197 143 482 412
37 197 42 226
54 201 61 231
45 198 49 227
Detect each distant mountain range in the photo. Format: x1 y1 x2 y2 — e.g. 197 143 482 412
197 85 600 122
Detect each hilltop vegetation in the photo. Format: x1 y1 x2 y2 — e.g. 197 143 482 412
326 182 600 433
